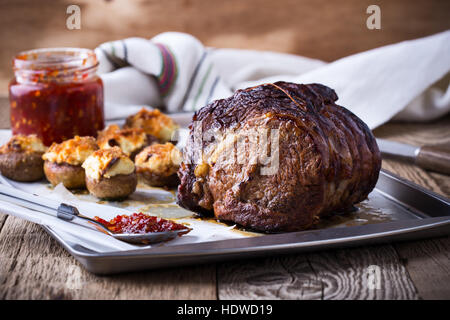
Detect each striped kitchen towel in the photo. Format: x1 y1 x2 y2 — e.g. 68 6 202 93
96 33 232 118
96 31 450 129
95 32 323 119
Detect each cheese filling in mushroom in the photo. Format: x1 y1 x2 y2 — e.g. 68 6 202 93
42 136 98 166
82 147 135 181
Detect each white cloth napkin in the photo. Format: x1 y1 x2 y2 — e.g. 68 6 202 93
96 31 450 129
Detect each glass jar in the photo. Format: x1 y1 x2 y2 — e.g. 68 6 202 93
9 48 105 146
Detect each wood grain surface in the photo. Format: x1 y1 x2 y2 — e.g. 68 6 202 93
0 215 217 300
217 246 419 300
0 0 449 94
0 97 448 299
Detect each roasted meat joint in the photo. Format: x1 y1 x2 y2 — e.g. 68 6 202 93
177 82 381 232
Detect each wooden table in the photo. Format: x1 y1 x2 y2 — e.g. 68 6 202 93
0 97 449 300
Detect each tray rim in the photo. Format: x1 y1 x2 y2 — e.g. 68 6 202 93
376 169 450 208
42 169 450 260
44 216 450 258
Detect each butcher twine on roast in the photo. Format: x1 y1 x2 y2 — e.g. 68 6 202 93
177 82 381 232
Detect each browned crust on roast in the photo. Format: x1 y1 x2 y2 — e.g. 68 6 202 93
0 151 44 182
44 161 86 189
85 172 137 200
177 81 381 232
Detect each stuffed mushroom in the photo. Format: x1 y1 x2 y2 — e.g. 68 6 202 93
0 134 46 182
97 124 157 160
42 136 98 189
82 146 137 200
124 108 179 143
135 143 182 188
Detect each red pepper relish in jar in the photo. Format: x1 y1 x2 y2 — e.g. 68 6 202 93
9 48 105 146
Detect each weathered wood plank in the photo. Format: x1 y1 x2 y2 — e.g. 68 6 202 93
362 121 450 300
306 245 418 299
218 244 419 300
374 117 450 146
1 0 450 94
381 159 447 197
393 236 450 300
0 213 8 232
429 172 450 197
217 255 322 300
0 215 217 300
0 97 10 129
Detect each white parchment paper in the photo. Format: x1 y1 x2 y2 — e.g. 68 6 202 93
0 129 258 253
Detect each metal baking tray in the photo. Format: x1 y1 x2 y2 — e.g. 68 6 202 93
43 169 450 275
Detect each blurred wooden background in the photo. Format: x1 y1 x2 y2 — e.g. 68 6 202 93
0 0 449 94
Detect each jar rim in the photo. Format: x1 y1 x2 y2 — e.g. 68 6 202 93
14 47 98 69
13 48 99 83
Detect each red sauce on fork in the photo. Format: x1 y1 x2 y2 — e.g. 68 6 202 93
94 212 190 235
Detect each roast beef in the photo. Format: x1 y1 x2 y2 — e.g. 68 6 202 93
177 82 381 232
